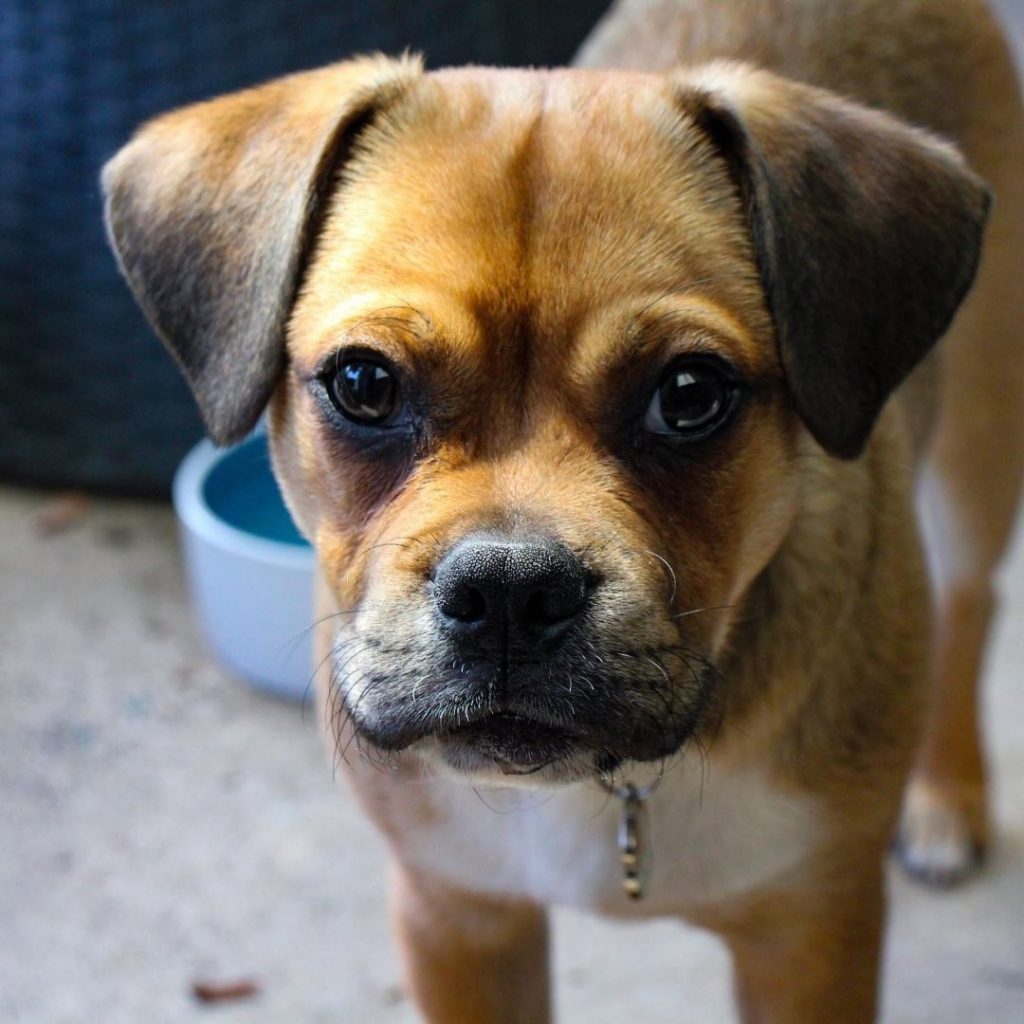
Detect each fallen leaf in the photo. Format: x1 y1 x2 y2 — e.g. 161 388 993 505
34 492 91 536
190 978 261 1004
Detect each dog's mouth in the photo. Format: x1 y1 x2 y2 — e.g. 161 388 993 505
436 713 587 776
336 641 718 783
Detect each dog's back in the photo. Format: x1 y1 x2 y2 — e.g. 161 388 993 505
578 0 1017 140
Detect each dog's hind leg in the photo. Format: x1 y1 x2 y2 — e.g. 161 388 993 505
896 130 1024 885
389 862 552 1024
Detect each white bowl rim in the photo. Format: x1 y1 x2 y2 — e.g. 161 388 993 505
172 438 316 571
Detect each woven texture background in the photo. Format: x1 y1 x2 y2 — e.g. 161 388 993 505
0 0 608 494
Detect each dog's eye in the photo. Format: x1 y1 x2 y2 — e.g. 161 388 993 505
644 359 736 438
327 359 401 425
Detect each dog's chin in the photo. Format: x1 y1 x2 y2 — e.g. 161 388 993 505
426 714 608 786
348 704 701 787
350 710 618 787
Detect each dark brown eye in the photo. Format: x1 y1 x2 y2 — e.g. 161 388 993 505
644 360 735 437
328 359 401 425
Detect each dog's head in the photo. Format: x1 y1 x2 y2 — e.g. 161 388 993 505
104 57 988 782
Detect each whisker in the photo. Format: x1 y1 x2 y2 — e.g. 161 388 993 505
670 603 736 621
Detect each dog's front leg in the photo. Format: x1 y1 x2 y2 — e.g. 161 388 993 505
390 862 552 1023
719 862 886 1024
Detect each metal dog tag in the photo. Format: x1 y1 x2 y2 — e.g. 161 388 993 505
617 782 649 900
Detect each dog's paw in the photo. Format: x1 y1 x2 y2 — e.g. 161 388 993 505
894 780 990 887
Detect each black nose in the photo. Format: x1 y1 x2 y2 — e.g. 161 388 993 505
433 535 590 650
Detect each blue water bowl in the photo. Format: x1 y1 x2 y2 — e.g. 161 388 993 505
172 434 316 700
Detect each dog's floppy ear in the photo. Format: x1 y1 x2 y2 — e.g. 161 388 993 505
677 64 990 458
102 55 422 445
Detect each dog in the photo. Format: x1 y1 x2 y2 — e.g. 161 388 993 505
102 0 1024 1019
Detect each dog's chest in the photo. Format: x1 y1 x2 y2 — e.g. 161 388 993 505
394 756 820 916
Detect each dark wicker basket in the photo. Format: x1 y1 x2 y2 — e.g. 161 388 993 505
0 0 608 494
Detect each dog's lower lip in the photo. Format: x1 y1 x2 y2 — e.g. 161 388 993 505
440 713 581 770
444 712 577 745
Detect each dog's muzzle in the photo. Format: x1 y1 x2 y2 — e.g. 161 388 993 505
429 534 595 774
336 532 713 780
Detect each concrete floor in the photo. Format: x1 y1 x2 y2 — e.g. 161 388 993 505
1 479 1022 1024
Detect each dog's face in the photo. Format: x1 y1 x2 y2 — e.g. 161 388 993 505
103 58 988 783
271 69 797 780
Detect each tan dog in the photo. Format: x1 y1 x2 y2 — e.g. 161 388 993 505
102 0 1024 1020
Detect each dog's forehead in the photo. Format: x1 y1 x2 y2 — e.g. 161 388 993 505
289 67 769 369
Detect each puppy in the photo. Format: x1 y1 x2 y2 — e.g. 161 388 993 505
102 0 1024 1019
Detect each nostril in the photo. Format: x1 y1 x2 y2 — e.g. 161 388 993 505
524 582 587 627
524 590 553 626
443 583 487 624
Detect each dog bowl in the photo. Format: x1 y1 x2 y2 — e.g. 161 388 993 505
172 433 316 700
